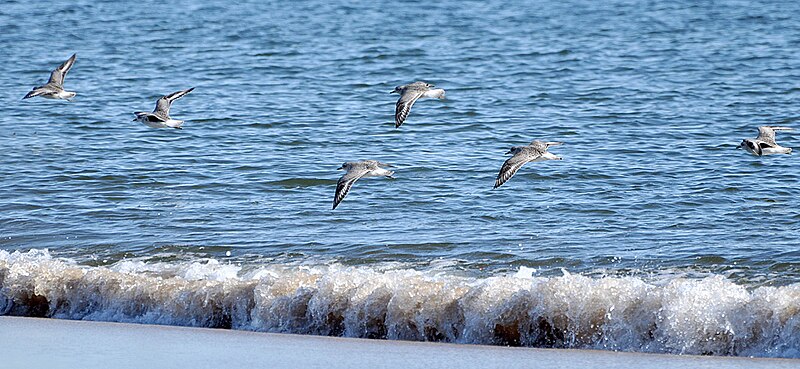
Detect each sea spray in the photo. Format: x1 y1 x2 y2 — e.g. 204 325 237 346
1 249 799 358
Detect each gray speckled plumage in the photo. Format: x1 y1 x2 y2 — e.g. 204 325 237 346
390 81 446 128
494 140 563 189
133 88 195 129
737 126 793 156
23 54 77 100
333 160 395 210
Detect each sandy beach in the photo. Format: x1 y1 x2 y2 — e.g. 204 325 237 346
1 316 797 369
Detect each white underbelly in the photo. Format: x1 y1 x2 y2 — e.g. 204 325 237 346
137 116 182 129
43 90 76 100
761 147 792 155
366 168 394 177
144 121 169 128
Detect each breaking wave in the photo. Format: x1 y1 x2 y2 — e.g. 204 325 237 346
1 249 799 358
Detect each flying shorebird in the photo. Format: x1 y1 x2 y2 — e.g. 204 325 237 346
494 140 563 189
736 126 794 156
133 88 195 129
333 160 395 210
737 126 793 156
23 53 77 101
390 81 446 128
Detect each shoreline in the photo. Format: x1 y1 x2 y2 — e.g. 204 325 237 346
1 316 798 369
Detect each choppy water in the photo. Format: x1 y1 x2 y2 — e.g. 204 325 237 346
1 0 799 358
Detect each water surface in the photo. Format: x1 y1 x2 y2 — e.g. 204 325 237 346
1 0 799 358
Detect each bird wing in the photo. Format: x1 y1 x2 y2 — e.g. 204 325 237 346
505 146 524 155
757 126 792 145
333 166 370 209
745 140 763 156
23 86 57 99
494 148 541 189
395 89 424 128
154 87 195 117
47 54 76 86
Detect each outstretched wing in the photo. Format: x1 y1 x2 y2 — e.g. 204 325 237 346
494 149 540 189
333 167 369 210
505 146 524 155
757 126 792 145
395 89 424 128
23 86 55 100
47 53 76 86
154 87 195 117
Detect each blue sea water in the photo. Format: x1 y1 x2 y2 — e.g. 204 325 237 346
1 0 799 358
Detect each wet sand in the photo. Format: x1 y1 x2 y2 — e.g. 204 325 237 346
0 316 796 369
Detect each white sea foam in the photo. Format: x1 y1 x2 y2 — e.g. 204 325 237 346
1 249 798 358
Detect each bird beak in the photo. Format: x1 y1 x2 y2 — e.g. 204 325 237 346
389 90 396 94
337 166 344 170
546 142 564 146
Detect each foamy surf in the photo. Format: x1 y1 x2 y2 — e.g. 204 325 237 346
1 249 798 358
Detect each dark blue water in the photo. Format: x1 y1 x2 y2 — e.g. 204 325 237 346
1 0 799 357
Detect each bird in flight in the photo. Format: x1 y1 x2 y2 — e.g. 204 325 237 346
737 126 793 156
23 53 77 101
333 160 395 210
494 140 563 189
390 81 445 128
133 88 195 129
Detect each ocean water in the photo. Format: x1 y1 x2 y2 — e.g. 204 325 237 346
1 0 799 358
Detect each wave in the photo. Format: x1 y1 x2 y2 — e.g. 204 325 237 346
1 249 798 358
